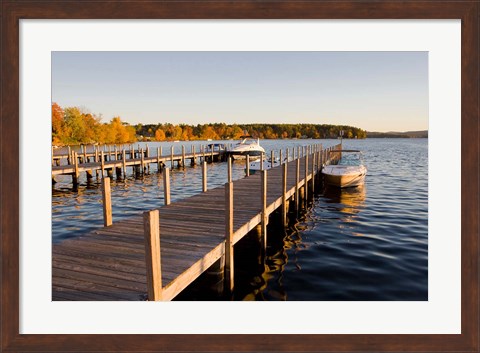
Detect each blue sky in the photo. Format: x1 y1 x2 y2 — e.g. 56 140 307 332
52 52 428 132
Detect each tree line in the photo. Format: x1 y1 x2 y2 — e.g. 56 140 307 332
140 123 366 141
52 103 367 145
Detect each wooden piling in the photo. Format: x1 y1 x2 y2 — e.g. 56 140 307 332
282 162 288 227
143 209 163 301
83 146 87 164
245 155 250 177
210 146 214 163
270 150 274 167
122 149 127 176
202 162 207 192
192 145 196 165
100 151 105 178
295 157 300 211
114 146 118 161
73 152 79 185
163 167 171 205
260 155 264 171
227 156 232 183
182 145 185 168
141 148 145 174
311 150 316 192
305 153 309 203
170 146 174 168
146 146 150 158
102 177 112 227
279 149 283 165
225 181 234 292
67 146 71 164
261 169 267 251
157 147 161 170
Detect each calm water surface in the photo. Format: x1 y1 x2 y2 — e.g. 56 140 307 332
52 138 428 300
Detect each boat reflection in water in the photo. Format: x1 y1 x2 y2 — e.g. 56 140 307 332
322 183 366 217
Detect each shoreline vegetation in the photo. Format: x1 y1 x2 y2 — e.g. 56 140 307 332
51 103 426 146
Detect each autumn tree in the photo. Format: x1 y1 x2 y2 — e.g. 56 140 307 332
155 129 166 141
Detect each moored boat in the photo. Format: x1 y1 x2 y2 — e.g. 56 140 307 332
322 150 367 188
228 135 265 160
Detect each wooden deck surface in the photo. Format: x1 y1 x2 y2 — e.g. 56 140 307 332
52 151 328 301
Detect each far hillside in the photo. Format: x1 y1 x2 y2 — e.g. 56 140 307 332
367 130 428 138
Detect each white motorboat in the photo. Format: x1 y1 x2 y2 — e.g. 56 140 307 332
322 150 367 188
228 135 265 160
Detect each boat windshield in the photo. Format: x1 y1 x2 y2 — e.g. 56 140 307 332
239 138 257 145
338 153 362 166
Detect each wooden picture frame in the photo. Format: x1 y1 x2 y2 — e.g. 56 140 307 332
1 1 478 352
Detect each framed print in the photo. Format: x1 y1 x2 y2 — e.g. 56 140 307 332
1 1 478 352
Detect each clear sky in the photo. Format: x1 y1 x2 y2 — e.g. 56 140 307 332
52 51 428 132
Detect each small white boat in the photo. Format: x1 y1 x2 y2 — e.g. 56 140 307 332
228 135 265 160
322 150 367 188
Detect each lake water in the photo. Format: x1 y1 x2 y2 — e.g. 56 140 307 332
52 138 428 301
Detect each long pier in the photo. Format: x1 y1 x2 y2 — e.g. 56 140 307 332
52 143 342 301
52 144 226 185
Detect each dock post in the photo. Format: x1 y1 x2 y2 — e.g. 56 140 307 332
114 146 118 161
311 150 316 193
270 150 274 167
122 149 126 177
260 154 264 171
227 156 232 183
295 158 300 212
163 167 171 205
245 155 250 177
73 152 79 186
86 169 93 182
141 148 145 174
83 146 87 164
261 169 268 252
102 177 112 226
279 149 283 165
286 148 289 162
202 145 206 162
67 146 71 164
170 146 174 168
210 146 214 163
146 146 150 158
305 153 309 205
202 162 207 192
100 151 105 178
143 209 163 301
192 145 196 165
157 147 161 171
182 145 185 168
225 181 234 292
282 163 288 227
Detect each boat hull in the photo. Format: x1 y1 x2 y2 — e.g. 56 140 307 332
323 173 365 188
229 151 264 160
322 164 367 188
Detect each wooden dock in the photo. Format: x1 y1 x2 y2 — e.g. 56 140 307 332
52 143 342 301
52 144 226 185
